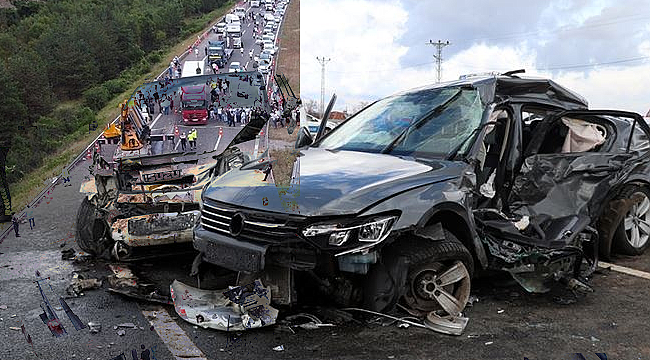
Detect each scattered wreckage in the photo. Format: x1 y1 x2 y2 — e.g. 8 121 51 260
76 72 277 261
192 70 650 333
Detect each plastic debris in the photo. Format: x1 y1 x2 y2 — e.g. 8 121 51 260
0 305 7 310
116 323 138 329
497 309 505 314
88 322 101 334
9 327 20 331
485 341 493 345
397 323 410 328
170 279 278 331
117 329 126 336
273 345 285 351
590 336 600 342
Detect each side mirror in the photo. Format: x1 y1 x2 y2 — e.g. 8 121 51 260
295 127 313 148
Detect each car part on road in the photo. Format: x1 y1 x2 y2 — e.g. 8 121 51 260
88 322 102 333
170 279 279 331
66 273 102 296
423 310 469 336
107 264 172 305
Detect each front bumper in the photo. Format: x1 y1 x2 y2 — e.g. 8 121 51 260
194 223 269 272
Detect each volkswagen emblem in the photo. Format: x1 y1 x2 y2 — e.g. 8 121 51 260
229 212 245 236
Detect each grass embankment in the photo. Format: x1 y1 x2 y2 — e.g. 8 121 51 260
271 0 300 188
8 1 235 212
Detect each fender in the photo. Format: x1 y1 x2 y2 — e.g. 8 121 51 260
417 201 488 269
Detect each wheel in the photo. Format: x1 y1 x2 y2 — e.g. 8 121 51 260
76 196 112 256
613 186 650 255
598 185 650 258
394 228 473 316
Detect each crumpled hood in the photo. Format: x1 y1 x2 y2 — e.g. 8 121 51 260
203 148 462 216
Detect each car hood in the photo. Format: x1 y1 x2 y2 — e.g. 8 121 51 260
203 148 463 216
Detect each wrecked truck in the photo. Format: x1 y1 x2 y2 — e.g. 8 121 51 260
194 70 650 317
77 72 274 260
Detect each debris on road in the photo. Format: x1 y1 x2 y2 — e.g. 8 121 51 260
466 295 479 307
170 279 278 331
114 323 138 329
485 341 494 345
423 310 469 336
272 345 285 351
61 248 75 260
88 322 101 334
66 273 102 296
497 309 505 314
0 305 7 309
9 326 20 331
107 265 171 304
117 329 125 336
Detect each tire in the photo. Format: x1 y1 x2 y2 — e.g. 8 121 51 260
613 186 650 255
76 196 111 256
398 229 474 315
598 185 650 258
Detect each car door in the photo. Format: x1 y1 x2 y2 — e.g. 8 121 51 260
503 110 648 245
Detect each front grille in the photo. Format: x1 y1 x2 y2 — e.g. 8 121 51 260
201 199 304 244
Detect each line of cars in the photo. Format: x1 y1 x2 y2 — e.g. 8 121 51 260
253 0 287 75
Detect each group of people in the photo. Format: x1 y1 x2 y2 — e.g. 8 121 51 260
168 56 182 79
178 128 198 152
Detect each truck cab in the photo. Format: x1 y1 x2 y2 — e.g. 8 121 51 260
180 85 208 125
208 40 227 68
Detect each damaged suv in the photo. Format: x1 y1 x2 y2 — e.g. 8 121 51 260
194 71 650 316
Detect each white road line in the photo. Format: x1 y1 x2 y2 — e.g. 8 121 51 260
202 55 208 62
598 261 650 280
214 131 223 151
142 309 207 360
150 113 163 129
242 30 246 35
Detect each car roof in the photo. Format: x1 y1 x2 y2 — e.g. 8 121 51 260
392 74 588 110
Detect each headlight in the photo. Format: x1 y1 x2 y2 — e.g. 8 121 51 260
302 215 397 247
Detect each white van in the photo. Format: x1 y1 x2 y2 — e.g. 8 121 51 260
225 13 239 24
251 0 260 7
181 60 204 78
264 13 275 22
234 7 246 19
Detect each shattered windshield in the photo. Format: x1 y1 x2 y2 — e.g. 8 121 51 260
317 87 484 157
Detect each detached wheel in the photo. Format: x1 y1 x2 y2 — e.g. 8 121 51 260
401 230 474 315
76 196 112 256
599 185 650 258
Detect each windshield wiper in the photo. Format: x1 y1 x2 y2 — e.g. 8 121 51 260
446 121 496 161
382 88 464 154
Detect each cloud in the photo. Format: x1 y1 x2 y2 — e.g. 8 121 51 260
301 0 650 114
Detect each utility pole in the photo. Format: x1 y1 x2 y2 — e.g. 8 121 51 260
427 40 451 83
316 56 330 116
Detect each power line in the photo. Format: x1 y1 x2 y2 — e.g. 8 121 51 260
303 55 650 76
433 11 650 44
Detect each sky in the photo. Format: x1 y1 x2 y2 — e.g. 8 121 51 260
300 0 650 115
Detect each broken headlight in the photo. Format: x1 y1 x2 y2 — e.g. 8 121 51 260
302 215 397 248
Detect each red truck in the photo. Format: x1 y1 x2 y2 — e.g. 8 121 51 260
181 85 208 125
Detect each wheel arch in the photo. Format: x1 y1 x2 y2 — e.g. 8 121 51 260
415 202 488 270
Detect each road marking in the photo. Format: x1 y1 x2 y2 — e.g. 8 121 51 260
244 61 249 70
599 261 650 280
242 30 246 35
202 55 208 63
142 308 207 360
214 132 223 151
150 113 163 129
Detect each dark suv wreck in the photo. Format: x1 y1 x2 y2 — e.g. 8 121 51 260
194 71 650 317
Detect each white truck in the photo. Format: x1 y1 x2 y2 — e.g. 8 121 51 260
251 0 260 7
181 60 205 78
225 13 239 24
226 23 242 37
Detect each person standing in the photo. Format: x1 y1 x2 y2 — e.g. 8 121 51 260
217 107 223 123
194 47 199 59
11 212 20 237
180 131 187 151
204 46 208 56
62 167 71 187
26 205 35 230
